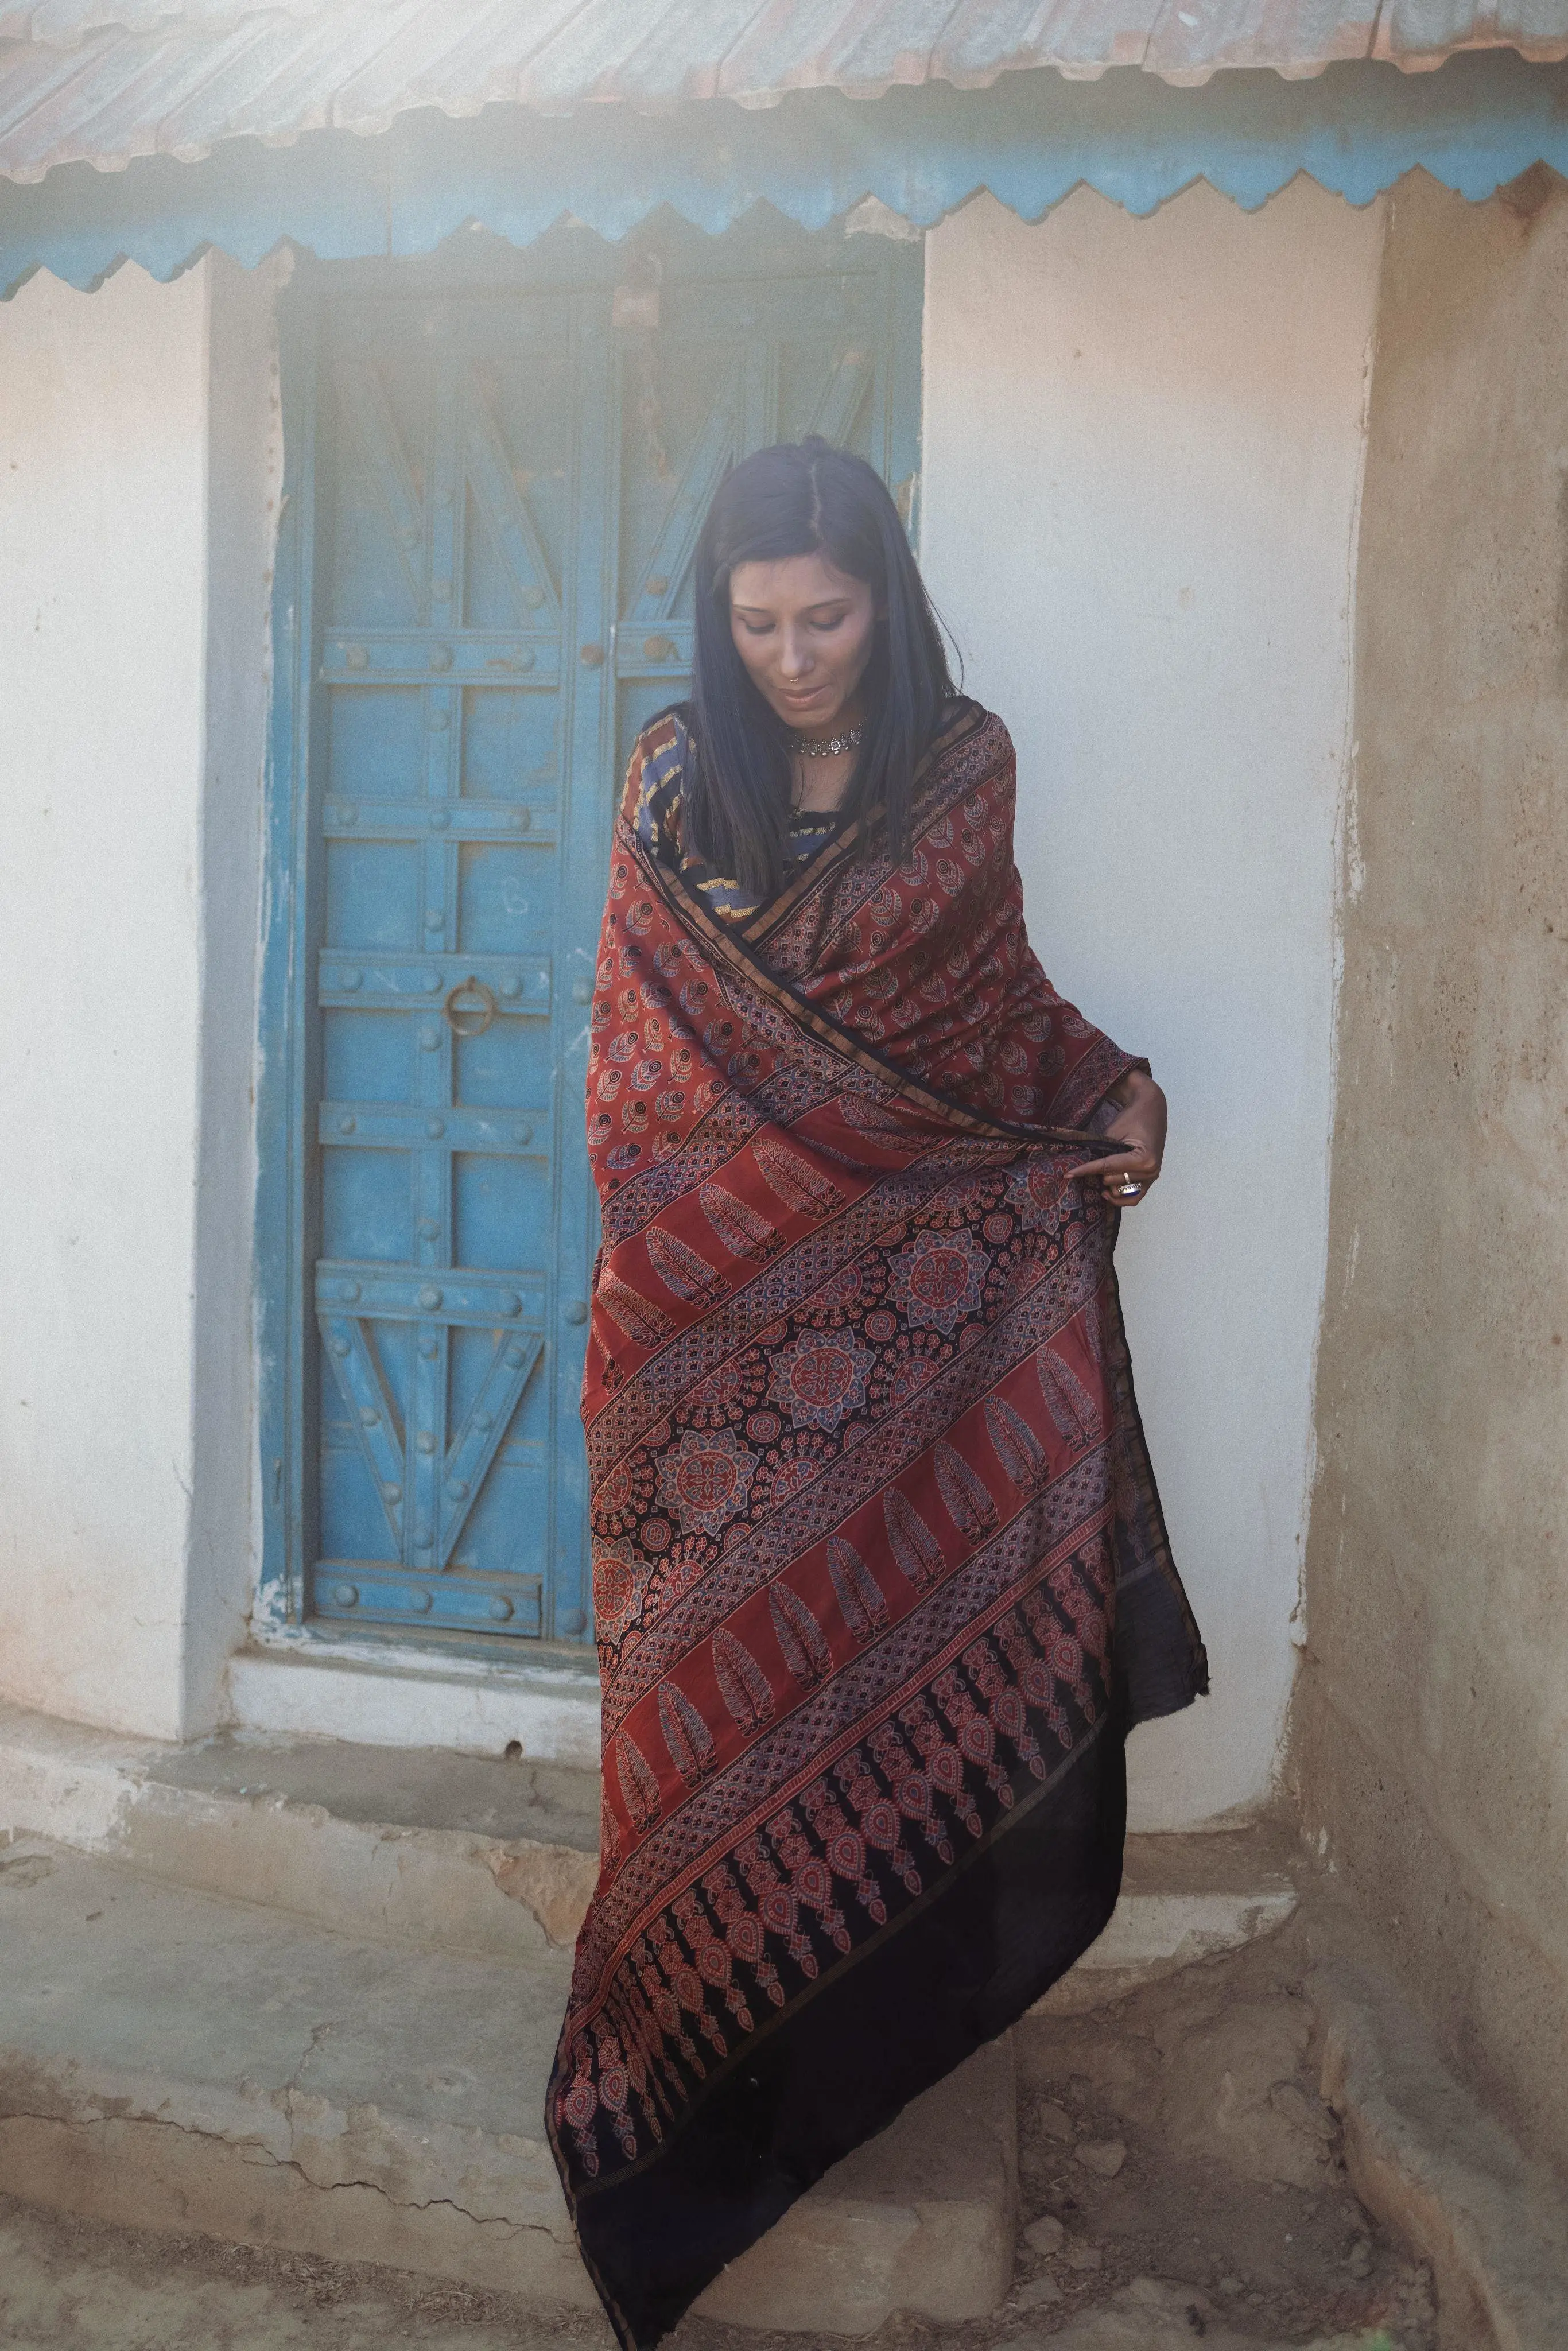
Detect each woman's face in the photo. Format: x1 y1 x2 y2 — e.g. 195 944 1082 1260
727 550 876 735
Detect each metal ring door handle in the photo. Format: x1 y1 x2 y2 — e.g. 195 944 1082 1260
444 976 497 1038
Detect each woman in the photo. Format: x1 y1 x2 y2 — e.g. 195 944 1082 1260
548 440 1206 2349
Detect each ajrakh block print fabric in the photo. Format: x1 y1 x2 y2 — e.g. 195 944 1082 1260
548 700 1207 2348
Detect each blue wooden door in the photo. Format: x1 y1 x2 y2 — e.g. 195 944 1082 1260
275 226 922 1648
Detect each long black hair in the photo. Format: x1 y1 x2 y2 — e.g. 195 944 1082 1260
684 438 956 900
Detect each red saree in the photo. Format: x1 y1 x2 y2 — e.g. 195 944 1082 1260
548 698 1206 2348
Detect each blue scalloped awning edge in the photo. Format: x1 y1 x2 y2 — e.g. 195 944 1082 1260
4 49 1566 301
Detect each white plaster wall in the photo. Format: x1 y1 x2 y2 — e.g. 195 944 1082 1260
921 182 1385 1828
0 201 1378 1781
185 254 281 1733
0 263 209 1740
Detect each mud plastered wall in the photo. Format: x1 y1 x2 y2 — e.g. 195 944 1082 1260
1296 168 1568 2176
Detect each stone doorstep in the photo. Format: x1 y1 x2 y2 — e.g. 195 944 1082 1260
0 1698 600 1965
1028 1886 1299 2015
0 1840 1015 2338
1310 1957 1568 2351
0 1704 1302 1998
8 1734 1555 2349
1030 1825 1302 2015
695 2034 1016 2332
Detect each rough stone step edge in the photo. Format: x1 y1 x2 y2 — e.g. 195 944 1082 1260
1309 1958 1568 2351
1029 1883 1299 2014
0 1702 593 1964
0 1702 1298 1984
0 1945 1014 2341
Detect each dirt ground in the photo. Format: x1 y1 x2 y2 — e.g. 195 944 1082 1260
0 1917 1435 2351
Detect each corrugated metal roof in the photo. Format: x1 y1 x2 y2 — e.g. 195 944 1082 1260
2 0 1567 185
6 41 1568 297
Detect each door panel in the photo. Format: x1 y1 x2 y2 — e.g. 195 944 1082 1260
285 226 922 1648
612 259 915 778
311 289 580 1643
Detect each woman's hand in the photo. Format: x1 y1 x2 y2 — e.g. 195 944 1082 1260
1072 1069 1167 1208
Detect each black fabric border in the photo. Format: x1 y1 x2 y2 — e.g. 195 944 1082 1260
558 1713 1127 2351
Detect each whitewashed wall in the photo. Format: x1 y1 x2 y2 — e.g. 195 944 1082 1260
0 256 274 1743
920 183 1385 1829
2 192 1383 1780
0 263 208 1741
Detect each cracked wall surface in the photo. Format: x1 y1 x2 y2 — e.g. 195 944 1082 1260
1295 166 1568 2185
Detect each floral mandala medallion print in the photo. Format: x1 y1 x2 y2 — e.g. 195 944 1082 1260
654 1424 759 1537
888 1225 989 1337
767 1329 875 1431
1007 1157 1067 1231
593 1542 644 1642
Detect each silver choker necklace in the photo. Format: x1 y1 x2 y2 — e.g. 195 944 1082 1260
793 727 862 758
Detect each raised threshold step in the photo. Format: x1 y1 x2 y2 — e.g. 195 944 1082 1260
1035 1819 1301 2014
0 1703 1301 1991
0 1836 1014 2335
0 1698 600 1961
227 1640 602 1765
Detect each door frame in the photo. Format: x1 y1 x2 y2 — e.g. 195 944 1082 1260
253 216 925 1656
